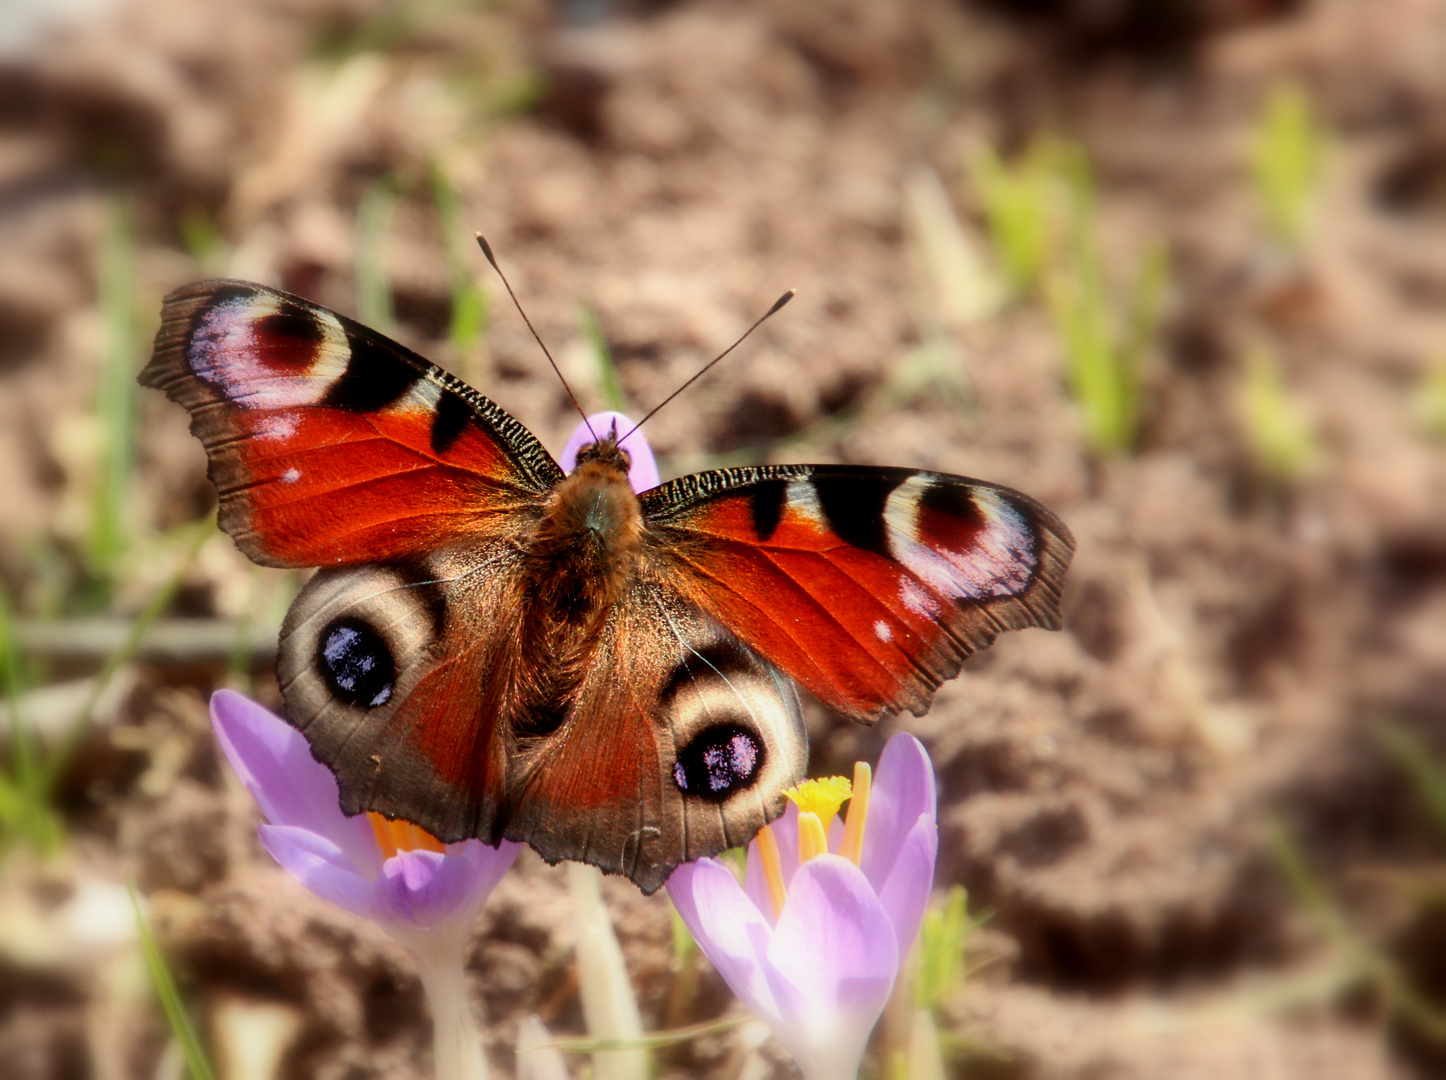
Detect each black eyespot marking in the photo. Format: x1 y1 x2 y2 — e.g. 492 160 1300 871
917 480 983 528
322 335 419 412
257 309 327 347
750 480 787 542
431 391 473 455
317 617 394 708
673 725 763 801
812 472 907 555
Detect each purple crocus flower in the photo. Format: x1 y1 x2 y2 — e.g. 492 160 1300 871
210 690 522 1080
558 409 660 490
667 734 939 1080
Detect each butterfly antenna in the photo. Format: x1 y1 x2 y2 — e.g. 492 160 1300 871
475 234 595 440
621 288 796 443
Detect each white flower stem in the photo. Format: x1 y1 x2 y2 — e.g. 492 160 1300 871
399 931 488 1080
567 863 647 1080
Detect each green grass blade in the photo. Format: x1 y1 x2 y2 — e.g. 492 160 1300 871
579 304 626 413
548 1015 746 1054
1239 343 1318 484
1266 819 1353 950
1249 82 1325 249
1414 361 1446 441
1376 723 1446 843
34 519 212 800
915 885 971 1010
0 587 58 854
130 882 218 1080
431 161 490 381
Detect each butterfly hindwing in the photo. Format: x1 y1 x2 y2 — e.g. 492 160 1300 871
503 580 807 892
641 465 1075 723
141 280 562 567
278 546 806 893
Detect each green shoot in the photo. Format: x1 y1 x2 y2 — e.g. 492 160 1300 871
1238 343 1319 484
1267 819 1353 950
130 882 218 1080
355 180 398 336
311 0 458 61
578 305 626 413
1248 83 1326 250
431 162 489 382
1046 234 1168 456
89 194 140 596
1267 819 1446 1042
179 207 228 276
1376 723 1446 845
12 519 212 841
964 140 1078 301
0 588 61 856
1036 144 1168 456
664 899 701 1029
915 885 972 1011
1414 361 1446 442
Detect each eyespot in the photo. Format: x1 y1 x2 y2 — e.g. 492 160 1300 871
673 725 763 800
317 617 394 708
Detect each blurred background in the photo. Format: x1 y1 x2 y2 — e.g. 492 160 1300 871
1 0 1445 1077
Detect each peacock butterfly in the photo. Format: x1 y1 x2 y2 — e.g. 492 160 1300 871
141 278 1074 893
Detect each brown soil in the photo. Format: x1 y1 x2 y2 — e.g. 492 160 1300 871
2 0 1445 1078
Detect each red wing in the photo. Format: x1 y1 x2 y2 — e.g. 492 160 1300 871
141 280 563 567
641 466 1075 723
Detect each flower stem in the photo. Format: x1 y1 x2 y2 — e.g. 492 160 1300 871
406 936 488 1080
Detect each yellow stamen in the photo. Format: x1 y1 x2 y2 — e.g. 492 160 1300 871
839 761 872 866
367 812 446 858
755 823 787 920
798 811 828 864
785 776 852 835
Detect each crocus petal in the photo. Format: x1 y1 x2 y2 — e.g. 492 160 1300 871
859 734 936 893
875 814 937 961
369 840 523 932
211 690 383 878
259 823 373 917
667 858 779 1024
763 854 898 1080
558 411 660 492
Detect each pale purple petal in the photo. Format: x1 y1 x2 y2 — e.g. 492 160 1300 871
763 855 898 1077
875 815 937 960
860 734 936 892
210 690 382 877
558 411 660 492
765 854 898 1013
368 840 523 932
667 859 779 1024
259 823 372 916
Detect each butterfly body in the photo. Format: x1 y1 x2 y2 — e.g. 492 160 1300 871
143 279 1074 892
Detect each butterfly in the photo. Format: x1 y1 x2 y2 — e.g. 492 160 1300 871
141 279 1075 893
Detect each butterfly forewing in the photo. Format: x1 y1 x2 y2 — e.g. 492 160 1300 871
641 465 1075 722
142 280 562 567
